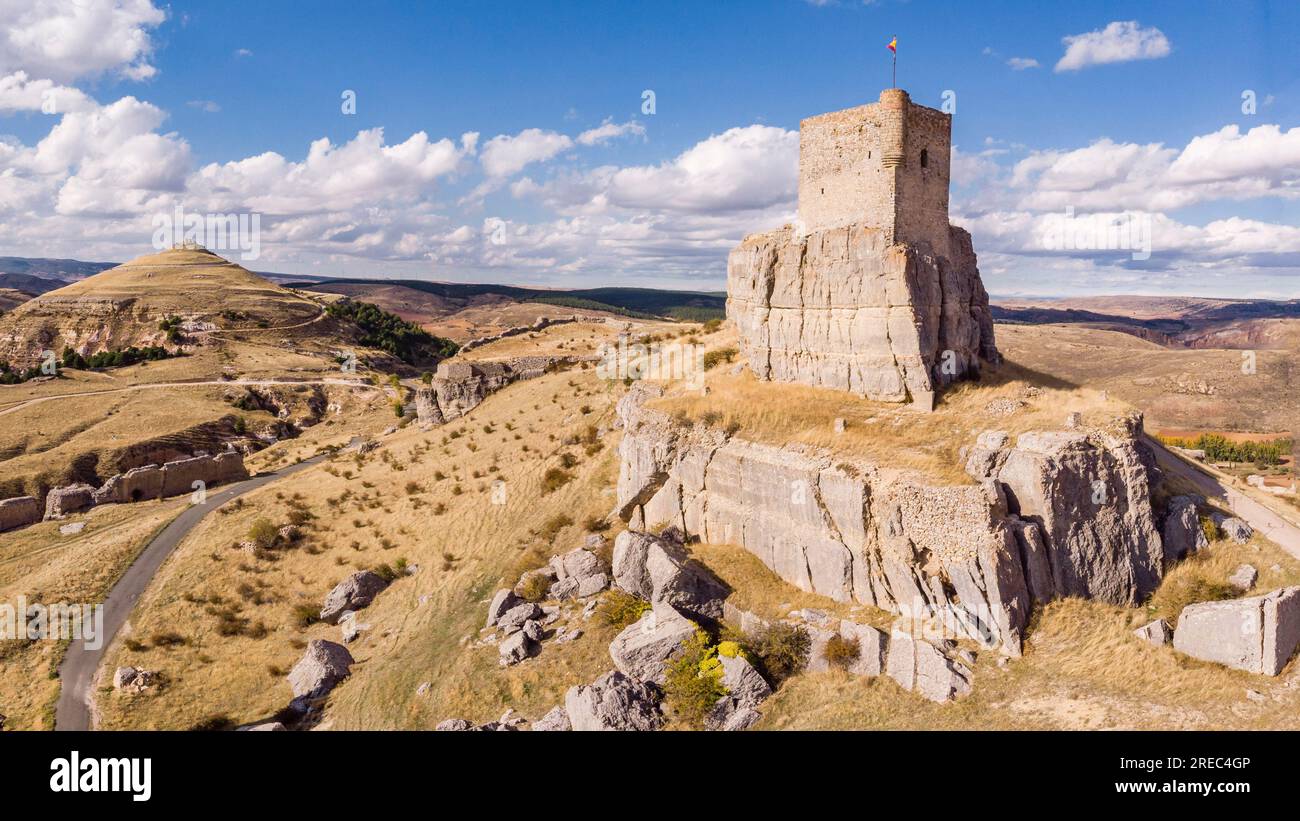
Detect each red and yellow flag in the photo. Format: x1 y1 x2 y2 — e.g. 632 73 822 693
887 36 897 53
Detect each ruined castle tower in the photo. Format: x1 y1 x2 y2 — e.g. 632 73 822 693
726 88 999 409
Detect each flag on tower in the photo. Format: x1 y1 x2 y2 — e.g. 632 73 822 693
887 36 897 53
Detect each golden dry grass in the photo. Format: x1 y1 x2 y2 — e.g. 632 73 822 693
653 353 1126 485
96 362 629 729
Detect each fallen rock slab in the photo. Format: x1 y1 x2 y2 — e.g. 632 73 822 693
288 639 354 708
531 706 571 731
613 530 726 620
1174 586 1300 675
497 602 543 634
1228 564 1258 591
608 602 698 683
486 588 522 628
885 630 973 703
1133 619 1172 646
839 619 888 677
499 631 538 666
319 570 390 624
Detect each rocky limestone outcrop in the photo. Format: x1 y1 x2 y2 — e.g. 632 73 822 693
547 547 610 600
287 639 354 710
1173 586 1300 675
612 530 727 620
608 602 698 683
971 422 1164 605
319 570 390 624
884 628 973 702
1162 495 1208 564
0 496 40 531
112 666 158 693
616 385 1165 656
43 483 96 520
726 223 999 407
414 354 592 426
564 670 664 731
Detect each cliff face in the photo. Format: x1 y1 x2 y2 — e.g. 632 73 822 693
615 384 1163 655
725 223 999 406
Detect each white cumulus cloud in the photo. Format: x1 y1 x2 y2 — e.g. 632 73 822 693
1055 21 1171 72
0 0 166 83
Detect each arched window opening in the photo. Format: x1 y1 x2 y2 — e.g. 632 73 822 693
920 148 929 168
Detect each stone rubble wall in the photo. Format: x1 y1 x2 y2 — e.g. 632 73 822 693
457 314 580 353
0 451 250 533
615 384 1165 656
726 222 998 407
0 496 41 532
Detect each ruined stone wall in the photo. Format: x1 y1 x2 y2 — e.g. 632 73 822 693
614 385 1165 655
0 496 40 532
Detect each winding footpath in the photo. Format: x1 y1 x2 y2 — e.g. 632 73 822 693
0 377 369 418
54 449 338 731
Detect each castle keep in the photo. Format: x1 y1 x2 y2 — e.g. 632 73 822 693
726 88 998 408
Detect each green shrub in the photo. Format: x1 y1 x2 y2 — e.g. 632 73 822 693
541 467 572 493
703 346 738 370
822 634 860 670
517 572 552 602
537 513 573 543
189 713 236 731
248 518 278 550
662 631 727 727
748 622 810 683
371 562 400 583
1199 514 1220 544
290 604 319 629
596 590 650 628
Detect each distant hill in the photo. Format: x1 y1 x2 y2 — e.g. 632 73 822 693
293 277 727 322
992 295 1300 350
0 256 116 282
0 272 71 296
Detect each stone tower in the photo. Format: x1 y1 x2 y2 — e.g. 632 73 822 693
726 88 998 409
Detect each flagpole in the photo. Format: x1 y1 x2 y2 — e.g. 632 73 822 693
892 51 896 88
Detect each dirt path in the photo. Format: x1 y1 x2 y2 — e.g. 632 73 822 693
0 377 370 417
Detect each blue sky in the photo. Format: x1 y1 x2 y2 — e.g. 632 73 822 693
1 0 1297 297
